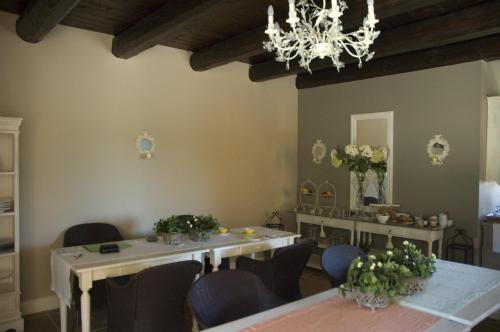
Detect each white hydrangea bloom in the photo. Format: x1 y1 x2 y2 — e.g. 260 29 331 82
403 240 409 246
345 144 359 157
387 250 393 256
368 255 376 260
360 145 373 158
405 255 409 260
377 262 382 267
357 261 363 268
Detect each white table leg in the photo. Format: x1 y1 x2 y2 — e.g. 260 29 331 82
59 299 67 332
427 241 433 257
79 272 93 332
350 229 354 245
356 231 361 247
297 221 301 236
210 251 222 272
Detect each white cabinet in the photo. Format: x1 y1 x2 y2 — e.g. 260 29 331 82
0 117 23 331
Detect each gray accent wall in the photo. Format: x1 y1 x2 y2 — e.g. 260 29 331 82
298 62 483 245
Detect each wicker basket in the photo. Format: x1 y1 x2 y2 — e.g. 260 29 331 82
404 276 429 295
354 289 390 309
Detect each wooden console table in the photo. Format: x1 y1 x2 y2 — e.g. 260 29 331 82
356 220 446 258
294 212 447 259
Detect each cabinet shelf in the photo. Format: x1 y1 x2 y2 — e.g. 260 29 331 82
0 172 14 175
0 251 15 258
0 213 14 217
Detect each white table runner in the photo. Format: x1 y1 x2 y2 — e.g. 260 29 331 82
398 259 500 326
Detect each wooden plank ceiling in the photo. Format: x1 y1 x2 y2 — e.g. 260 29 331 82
1 0 500 89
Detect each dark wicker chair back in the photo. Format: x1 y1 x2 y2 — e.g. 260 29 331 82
106 260 203 332
190 270 286 329
321 244 367 287
236 238 315 302
63 223 123 247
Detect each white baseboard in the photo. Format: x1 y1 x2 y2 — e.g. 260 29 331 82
21 295 60 315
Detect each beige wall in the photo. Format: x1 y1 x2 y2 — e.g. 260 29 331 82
487 60 500 95
0 11 298 306
299 62 483 252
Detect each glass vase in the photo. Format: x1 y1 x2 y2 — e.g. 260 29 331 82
376 171 386 204
352 171 367 211
162 232 183 246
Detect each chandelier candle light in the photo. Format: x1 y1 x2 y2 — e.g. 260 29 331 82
265 0 380 73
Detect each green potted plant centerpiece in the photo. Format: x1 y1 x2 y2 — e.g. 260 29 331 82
154 216 184 246
341 251 411 309
394 241 436 295
185 215 220 242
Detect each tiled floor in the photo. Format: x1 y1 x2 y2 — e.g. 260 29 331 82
22 268 499 331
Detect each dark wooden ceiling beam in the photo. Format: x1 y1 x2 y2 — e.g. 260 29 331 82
16 0 82 43
295 33 500 89
190 0 465 71
250 0 500 82
112 0 222 59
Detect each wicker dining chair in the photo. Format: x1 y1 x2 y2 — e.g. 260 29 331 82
235 238 315 302
190 270 286 329
63 223 124 318
106 260 203 332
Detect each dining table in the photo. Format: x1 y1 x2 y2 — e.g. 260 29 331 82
206 259 500 332
51 226 299 332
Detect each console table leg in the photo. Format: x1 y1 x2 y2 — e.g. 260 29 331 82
210 251 222 272
438 238 443 259
427 241 433 257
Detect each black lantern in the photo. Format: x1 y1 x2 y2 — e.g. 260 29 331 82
446 229 474 265
265 211 285 231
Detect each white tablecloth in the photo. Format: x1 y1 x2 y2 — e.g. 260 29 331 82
398 259 500 325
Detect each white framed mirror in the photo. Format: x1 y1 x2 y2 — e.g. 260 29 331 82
350 111 394 209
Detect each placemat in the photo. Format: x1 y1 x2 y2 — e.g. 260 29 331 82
241 296 440 332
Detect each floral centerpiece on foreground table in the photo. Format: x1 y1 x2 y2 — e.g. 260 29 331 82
341 241 436 309
394 241 437 295
154 214 220 244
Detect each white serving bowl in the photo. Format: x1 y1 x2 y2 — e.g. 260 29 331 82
376 214 390 224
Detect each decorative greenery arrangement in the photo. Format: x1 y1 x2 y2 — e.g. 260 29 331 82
184 215 220 233
154 214 220 241
341 251 411 298
154 216 184 234
394 241 436 278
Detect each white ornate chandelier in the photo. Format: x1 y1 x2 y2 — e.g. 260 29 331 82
264 0 380 73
